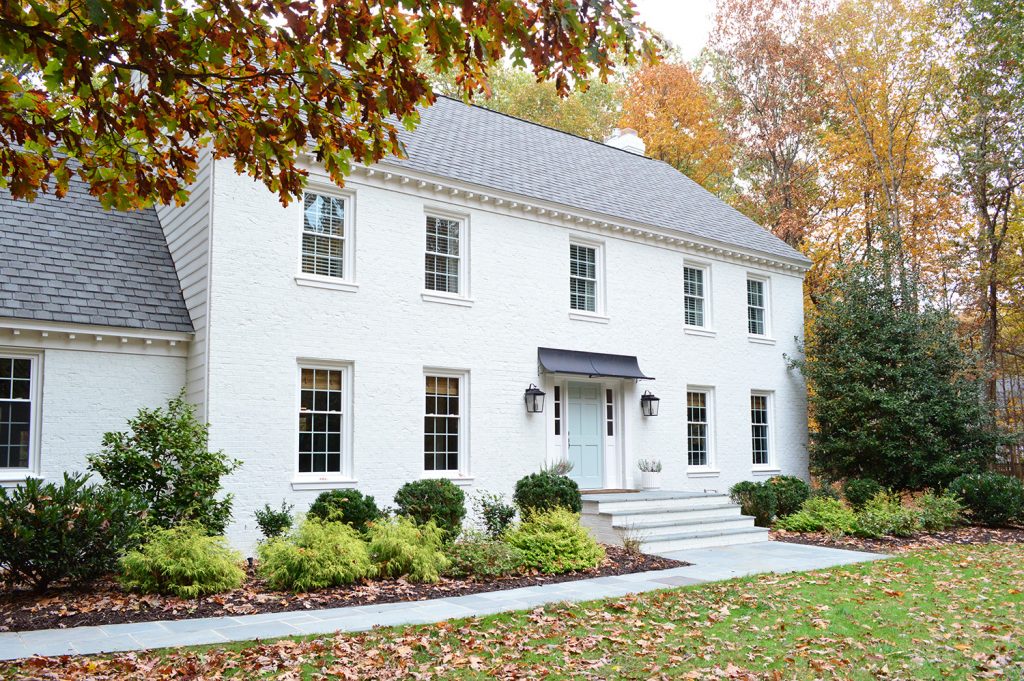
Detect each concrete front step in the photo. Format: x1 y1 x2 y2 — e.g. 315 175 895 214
582 493 734 515
609 503 743 525
620 515 755 536
640 526 771 553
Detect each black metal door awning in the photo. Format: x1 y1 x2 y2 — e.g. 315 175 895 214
537 347 654 380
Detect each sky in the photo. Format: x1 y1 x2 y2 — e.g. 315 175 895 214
632 0 718 61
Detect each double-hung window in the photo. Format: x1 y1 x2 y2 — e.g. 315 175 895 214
686 389 712 467
301 192 348 279
424 373 465 473
751 393 771 467
0 355 35 471
298 366 347 476
425 215 463 295
683 266 707 327
747 277 768 336
570 243 598 312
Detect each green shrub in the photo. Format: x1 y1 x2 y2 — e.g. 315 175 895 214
948 473 1024 527
775 498 858 536
367 516 449 583
88 392 241 534
854 492 922 538
513 471 582 514
444 531 525 578
729 481 777 527
120 524 245 598
504 508 604 574
843 478 884 511
473 491 517 539
769 476 811 518
915 490 964 532
258 518 374 591
0 473 147 591
307 489 382 533
393 479 465 539
810 484 841 501
254 501 294 540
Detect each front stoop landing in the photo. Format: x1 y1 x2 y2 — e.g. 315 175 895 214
581 490 770 553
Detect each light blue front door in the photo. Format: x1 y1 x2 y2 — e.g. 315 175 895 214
567 382 604 489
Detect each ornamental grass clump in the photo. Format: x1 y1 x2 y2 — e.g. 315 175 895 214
503 507 604 574
257 518 374 592
119 524 245 598
367 516 449 583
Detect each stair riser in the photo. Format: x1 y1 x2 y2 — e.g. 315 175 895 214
605 506 743 525
621 518 756 538
584 496 733 514
641 531 770 553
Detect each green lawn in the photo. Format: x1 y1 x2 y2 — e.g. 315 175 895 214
6 543 1024 680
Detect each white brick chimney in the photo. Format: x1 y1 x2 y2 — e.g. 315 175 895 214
603 128 646 155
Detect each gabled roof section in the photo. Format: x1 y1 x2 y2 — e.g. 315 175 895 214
0 179 193 333
389 96 809 265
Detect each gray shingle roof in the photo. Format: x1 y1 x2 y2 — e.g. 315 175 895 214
0 180 193 333
390 96 809 264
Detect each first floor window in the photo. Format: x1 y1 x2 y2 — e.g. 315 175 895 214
687 390 710 467
302 191 348 278
298 367 344 474
747 278 767 335
684 266 706 327
425 374 462 471
751 394 770 466
425 215 462 294
570 243 598 312
0 355 33 469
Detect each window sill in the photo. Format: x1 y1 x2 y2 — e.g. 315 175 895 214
569 311 610 324
748 335 777 346
751 468 782 477
421 292 474 307
0 471 40 486
421 472 475 486
684 327 717 338
290 477 358 491
295 274 359 293
686 469 720 478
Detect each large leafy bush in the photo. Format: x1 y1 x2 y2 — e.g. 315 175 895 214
948 473 1024 527
854 492 921 538
0 473 146 591
88 392 241 534
791 264 1003 490
504 508 604 574
775 498 858 536
307 489 382 533
768 476 811 518
444 532 525 578
729 481 777 527
258 518 374 591
120 524 245 598
367 516 449 583
915 490 964 531
393 479 465 539
843 478 884 511
513 471 582 514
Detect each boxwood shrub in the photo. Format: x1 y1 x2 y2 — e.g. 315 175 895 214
948 473 1024 527
393 479 465 539
513 471 582 514
729 481 777 527
768 475 811 518
307 489 382 533
843 478 884 511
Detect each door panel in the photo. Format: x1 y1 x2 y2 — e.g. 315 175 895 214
567 382 604 489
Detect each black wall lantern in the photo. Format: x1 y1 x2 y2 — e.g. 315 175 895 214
640 390 660 417
524 384 546 413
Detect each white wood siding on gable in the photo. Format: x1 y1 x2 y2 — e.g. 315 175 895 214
155 149 214 415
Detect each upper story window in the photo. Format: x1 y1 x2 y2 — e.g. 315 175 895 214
424 372 466 473
425 215 463 295
302 192 348 279
747 277 768 336
1 355 36 471
686 389 712 467
570 243 598 312
751 393 771 467
683 265 707 327
298 366 348 476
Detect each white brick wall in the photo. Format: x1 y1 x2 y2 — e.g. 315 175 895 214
206 161 809 553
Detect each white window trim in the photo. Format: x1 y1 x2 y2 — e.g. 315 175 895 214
422 367 471 480
0 349 42 482
296 186 357 289
685 385 717 473
750 390 777 471
291 360 356 489
569 236 607 318
746 273 773 340
422 208 471 302
683 261 714 333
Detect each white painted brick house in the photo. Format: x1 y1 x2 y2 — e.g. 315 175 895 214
1 98 810 551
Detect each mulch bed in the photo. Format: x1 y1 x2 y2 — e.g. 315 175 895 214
771 525 1024 554
0 546 686 634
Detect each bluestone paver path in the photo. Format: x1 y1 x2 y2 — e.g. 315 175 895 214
0 542 883 661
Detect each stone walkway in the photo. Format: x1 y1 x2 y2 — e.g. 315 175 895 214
0 541 884 661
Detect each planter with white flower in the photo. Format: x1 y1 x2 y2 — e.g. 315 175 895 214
637 459 663 490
